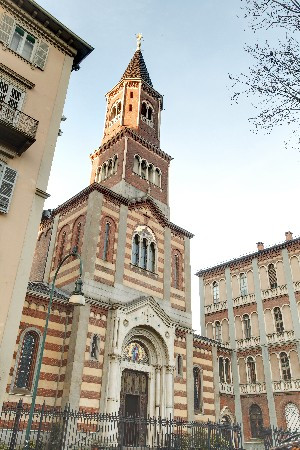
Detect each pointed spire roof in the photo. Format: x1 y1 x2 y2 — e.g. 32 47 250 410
120 49 153 87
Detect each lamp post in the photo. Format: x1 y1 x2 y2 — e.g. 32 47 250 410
24 247 85 448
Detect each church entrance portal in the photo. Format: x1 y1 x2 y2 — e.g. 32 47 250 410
120 369 148 446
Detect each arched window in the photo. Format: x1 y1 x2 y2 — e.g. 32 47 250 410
243 314 251 339
15 330 39 390
141 101 154 127
268 263 277 289
90 334 100 360
240 273 248 297
141 160 147 179
147 106 152 120
141 102 147 117
212 281 219 304
176 354 183 377
133 155 140 174
113 155 118 174
280 352 291 381
57 230 66 265
154 168 161 187
132 234 140 266
141 238 148 269
174 254 180 289
101 164 106 181
149 242 156 273
215 321 222 341
250 404 263 438
131 226 156 272
285 403 300 432
247 357 257 384
103 222 110 261
274 307 284 333
109 100 121 125
100 217 115 263
71 217 84 252
193 367 202 413
225 358 231 383
219 357 225 383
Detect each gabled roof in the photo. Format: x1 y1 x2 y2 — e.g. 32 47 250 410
120 50 153 87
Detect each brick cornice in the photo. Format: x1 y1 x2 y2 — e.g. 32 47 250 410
90 127 173 162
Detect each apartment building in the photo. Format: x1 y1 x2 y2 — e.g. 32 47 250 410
0 0 93 408
198 232 300 448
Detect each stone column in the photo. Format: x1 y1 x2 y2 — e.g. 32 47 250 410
155 366 161 417
186 332 195 421
184 237 192 313
199 275 205 334
252 258 277 428
114 204 128 285
106 355 121 414
43 214 59 282
212 344 220 421
282 248 300 360
163 228 171 303
225 268 243 429
80 190 104 278
61 304 90 410
165 366 174 418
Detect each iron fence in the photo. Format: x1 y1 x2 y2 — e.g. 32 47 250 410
0 400 243 449
263 426 300 449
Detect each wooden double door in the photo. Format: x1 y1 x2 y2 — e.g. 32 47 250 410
120 370 148 446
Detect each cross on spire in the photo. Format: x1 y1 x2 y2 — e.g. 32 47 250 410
136 33 143 50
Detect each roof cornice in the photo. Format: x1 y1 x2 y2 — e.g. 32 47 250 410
196 235 300 277
44 184 193 239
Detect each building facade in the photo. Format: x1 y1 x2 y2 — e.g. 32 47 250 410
3 42 218 425
198 232 300 448
0 0 92 408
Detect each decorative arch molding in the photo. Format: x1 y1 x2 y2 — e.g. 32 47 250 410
71 215 85 253
133 154 161 187
102 297 175 418
220 406 235 424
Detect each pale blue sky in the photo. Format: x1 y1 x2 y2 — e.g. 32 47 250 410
39 0 300 331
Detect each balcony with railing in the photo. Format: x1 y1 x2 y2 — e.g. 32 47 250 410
236 336 260 350
294 281 300 292
267 330 295 345
233 293 256 308
204 300 228 314
240 382 266 395
262 284 288 300
272 379 300 392
0 101 38 155
219 382 234 394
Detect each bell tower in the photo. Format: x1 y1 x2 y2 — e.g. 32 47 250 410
90 35 172 218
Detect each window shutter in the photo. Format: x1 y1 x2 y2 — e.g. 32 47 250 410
0 165 17 213
33 40 49 70
0 13 15 46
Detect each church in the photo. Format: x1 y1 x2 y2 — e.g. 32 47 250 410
4 38 222 425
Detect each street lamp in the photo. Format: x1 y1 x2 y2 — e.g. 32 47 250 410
24 247 85 448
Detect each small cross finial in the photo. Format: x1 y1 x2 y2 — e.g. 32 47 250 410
136 33 143 50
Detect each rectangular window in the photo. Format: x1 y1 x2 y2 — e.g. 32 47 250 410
0 14 49 70
0 163 18 213
10 25 36 61
0 77 25 110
